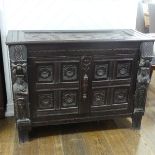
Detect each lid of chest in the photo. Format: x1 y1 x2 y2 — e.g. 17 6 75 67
6 29 155 45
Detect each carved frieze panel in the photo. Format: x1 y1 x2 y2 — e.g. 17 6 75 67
38 93 54 109
81 56 92 72
62 64 78 82
140 42 154 58
94 63 108 80
37 65 53 82
92 89 107 106
114 88 128 104
61 90 78 108
10 45 27 62
116 61 131 78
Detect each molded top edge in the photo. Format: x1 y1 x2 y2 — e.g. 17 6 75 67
6 29 155 45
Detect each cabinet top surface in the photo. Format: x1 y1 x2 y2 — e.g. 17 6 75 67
6 29 155 45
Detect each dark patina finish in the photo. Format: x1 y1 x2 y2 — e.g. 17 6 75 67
6 29 155 142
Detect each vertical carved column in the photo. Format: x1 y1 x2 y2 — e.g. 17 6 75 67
132 42 154 129
9 45 31 142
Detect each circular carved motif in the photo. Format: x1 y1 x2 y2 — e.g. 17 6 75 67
65 68 75 78
42 98 50 106
117 93 125 100
95 64 108 80
119 67 127 75
114 88 128 104
63 65 77 81
39 69 51 79
96 94 104 101
96 67 106 76
62 91 77 107
64 94 74 104
93 91 106 106
39 93 53 109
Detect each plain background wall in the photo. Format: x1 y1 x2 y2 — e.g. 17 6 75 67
149 3 155 33
4 0 138 30
0 0 139 116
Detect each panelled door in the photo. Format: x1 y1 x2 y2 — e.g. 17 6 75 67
29 56 84 119
90 49 138 115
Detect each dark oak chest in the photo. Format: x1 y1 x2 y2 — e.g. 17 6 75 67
6 30 154 142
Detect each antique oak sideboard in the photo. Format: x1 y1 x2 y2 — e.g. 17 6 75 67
6 30 154 142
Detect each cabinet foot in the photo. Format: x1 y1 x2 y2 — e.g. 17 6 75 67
18 128 30 143
132 114 142 129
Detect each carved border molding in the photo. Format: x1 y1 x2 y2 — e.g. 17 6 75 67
9 45 31 142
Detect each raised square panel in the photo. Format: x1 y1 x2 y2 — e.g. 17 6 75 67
92 89 107 106
94 63 108 80
38 92 54 109
113 87 129 104
61 90 78 108
62 64 78 82
116 61 131 78
37 65 53 82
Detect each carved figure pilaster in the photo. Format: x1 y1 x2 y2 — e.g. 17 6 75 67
9 45 31 142
133 42 154 129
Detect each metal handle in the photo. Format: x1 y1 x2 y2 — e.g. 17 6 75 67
83 74 88 99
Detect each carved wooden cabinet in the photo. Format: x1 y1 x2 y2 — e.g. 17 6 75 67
6 30 154 142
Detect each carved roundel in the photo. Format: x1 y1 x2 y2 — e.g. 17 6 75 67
114 88 128 104
95 64 108 80
92 90 106 106
40 69 51 79
38 65 53 82
62 64 78 81
38 93 54 109
62 91 77 108
116 62 131 78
